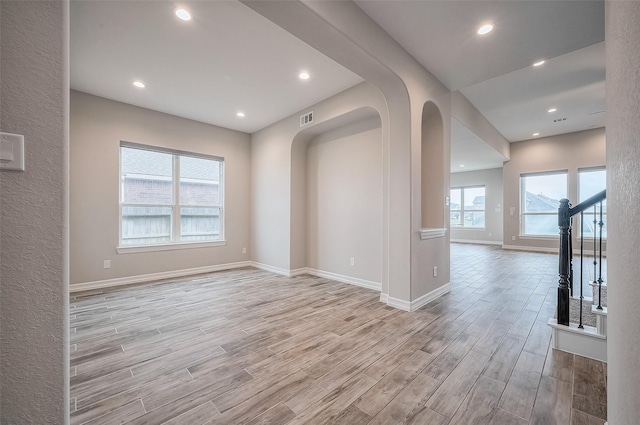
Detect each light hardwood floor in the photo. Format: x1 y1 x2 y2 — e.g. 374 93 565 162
70 244 607 424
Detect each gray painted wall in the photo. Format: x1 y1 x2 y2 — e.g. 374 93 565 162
450 168 504 244
451 91 510 160
606 1 640 423
70 91 251 284
251 82 388 275
503 128 606 251
0 1 69 422
244 1 452 305
306 116 383 284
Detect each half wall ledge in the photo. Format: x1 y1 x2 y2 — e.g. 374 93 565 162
420 228 447 240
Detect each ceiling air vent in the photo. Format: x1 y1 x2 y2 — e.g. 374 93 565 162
553 117 567 123
300 111 314 127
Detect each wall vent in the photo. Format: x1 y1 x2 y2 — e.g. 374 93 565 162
553 117 567 123
300 111 314 127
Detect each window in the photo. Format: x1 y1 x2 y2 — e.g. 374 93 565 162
450 186 485 228
120 143 223 247
520 171 567 236
579 167 606 238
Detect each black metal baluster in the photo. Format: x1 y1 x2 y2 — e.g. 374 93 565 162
569 223 573 297
597 201 604 310
579 211 584 329
593 205 597 298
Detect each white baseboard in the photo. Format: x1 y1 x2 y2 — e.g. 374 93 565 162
503 244 607 257
386 283 451 312
305 268 382 292
250 263 382 292
502 244 558 254
70 261 253 293
411 283 451 311
387 296 411 311
379 293 389 303
250 262 294 276
289 267 309 277
451 239 502 246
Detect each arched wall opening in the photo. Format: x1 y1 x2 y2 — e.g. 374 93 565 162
421 101 446 230
291 107 384 289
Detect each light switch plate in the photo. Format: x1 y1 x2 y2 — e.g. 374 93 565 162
0 132 25 171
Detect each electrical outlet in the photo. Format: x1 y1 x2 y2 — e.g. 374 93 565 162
488 233 492 237
433 266 438 277
350 257 355 267
242 247 247 254
103 260 111 269
512 236 516 241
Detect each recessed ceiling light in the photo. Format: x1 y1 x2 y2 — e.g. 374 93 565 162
236 112 245 118
132 81 145 88
533 132 540 136
175 8 192 21
533 60 546 67
477 23 494 35
299 72 310 80
548 108 557 113
460 164 465 168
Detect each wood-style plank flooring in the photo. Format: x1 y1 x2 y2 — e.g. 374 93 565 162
69 243 607 424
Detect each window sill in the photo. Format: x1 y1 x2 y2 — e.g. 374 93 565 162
117 240 227 254
451 227 487 231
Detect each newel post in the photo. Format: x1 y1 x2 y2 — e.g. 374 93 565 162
558 198 571 326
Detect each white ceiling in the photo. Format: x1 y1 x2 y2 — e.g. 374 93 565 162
354 0 604 91
355 0 605 170
460 42 605 142
70 1 363 134
71 0 606 172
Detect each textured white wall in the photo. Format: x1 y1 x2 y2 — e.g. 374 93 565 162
503 128 606 251
450 168 504 244
0 1 69 423
70 91 251 284
605 2 640 424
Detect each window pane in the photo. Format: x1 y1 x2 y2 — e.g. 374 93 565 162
121 147 173 205
450 212 461 227
579 169 606 238
523 214 559 236
579 169 606 201
121 206 172 245
179 156 221 206
463 187 485 211
464 211 485 227
450 188 461 211
522 173 567 213
180 207 221 241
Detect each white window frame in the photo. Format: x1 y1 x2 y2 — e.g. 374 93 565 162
450 185 486 229
577 166 607 240
520 170 567 238
117 142 225 253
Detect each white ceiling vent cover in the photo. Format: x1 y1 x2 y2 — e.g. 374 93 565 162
300 111 314 127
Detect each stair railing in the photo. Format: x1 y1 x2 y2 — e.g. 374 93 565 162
557 189 606 327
